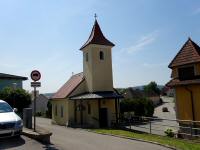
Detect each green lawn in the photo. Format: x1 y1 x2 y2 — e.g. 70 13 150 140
90 129 200 150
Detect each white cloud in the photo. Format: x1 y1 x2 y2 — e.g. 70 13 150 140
123 30 159 54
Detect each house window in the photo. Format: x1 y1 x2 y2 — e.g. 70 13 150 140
55 105 57 116
61 106 64 118
178 66 195 80
88 103 91 114
99 51 104 60
86 53 88 62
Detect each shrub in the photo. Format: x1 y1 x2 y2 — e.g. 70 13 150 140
164 128 175 137
0 87 31 114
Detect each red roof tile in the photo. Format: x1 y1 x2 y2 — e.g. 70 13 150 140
166 78 200 87
80 19 115 50
52 73 84 99
168 38 200 68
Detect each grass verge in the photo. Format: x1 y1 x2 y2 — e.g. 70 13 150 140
90 129 200 150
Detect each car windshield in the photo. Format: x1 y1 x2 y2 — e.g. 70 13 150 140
0 102 13 113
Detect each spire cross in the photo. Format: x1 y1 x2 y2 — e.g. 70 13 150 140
94 13 97 20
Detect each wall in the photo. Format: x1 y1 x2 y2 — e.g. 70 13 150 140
171 63 200 79
72 99 117 127
0 79 22 91
175 85 200 122
30 95 49 114
51 99 68 125
83 44 113 92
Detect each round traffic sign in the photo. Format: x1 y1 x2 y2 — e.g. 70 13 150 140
31 70 41 81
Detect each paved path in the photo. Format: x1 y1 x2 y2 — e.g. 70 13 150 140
36 117 171 150
0 136 47 150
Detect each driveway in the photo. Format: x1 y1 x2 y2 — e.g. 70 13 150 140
36 117 171 150
0 136 51 150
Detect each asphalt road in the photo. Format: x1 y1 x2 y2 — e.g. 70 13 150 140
36 117 171 150
0 136 46 150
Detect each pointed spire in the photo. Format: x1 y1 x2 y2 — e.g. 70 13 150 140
80 16 115 50
168 37 200 68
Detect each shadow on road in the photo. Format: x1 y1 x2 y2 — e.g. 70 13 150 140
0 136 25 149
42 143 60 150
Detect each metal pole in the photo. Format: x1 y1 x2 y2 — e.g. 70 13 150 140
34 86 36 132
190 121 193 137
149 119 152 134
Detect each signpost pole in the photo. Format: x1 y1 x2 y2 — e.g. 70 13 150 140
33 85 36 132
30 70 41 132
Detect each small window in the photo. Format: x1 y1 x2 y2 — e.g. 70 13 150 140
178 66 195 80
88 103 91 114
100 51 104 60
55 105 57 116
61 106 64 118
86 53 88 62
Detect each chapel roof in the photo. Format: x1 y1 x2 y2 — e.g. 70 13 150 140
169 38 200 68
52 72 84 99
80 19 115 50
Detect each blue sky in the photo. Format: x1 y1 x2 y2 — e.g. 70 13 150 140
1 0 200 93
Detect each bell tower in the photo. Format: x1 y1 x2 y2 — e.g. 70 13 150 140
80 18 115 92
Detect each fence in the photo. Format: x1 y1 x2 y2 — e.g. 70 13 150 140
117 115 200 138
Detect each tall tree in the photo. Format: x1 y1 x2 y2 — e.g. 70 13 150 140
144 81 160 95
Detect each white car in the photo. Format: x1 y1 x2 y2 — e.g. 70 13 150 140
0 100 23 138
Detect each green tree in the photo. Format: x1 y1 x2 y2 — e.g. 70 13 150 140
0 87 31 114
120 98 154 117
144 81 160 96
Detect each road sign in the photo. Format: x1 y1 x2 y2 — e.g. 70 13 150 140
30 70 41 132
31 82 41 87
31 70 41 81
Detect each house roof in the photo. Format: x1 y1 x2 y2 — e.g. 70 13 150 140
166 78 200 87
0 73 28 80
69 91 123 100
52 72 84 99
168 38 200 68
80 19 115 50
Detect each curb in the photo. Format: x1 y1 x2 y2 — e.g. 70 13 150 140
22 128 52 144
87 130 178 150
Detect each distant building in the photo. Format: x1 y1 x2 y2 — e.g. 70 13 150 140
51 18 123 128
30 94 52 114
0 73 27 91
167 38 200 126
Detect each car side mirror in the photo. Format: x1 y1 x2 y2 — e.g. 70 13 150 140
13 108 18 112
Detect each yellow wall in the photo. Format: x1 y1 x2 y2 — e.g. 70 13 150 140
171 67 178 78
70 99 117 127
51 99 68 126
175 85 200 122
82 44 113 92
195 63 200 75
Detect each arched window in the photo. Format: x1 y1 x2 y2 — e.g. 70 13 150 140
86 53 88 62
99 51 104 60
